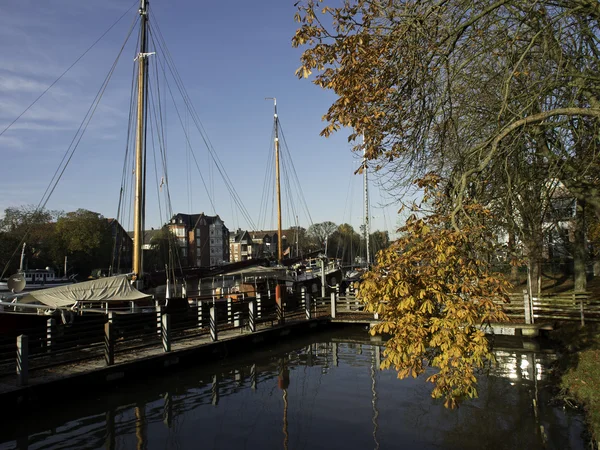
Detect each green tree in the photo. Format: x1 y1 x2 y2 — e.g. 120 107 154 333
54 209 113 278
0 206 62 277
144 226 180 272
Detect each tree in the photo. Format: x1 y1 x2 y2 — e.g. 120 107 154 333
0 206 61 277
293 0 600 298
306 221 338 249
360 179 509 407
144 226 180 272
54 209 113 278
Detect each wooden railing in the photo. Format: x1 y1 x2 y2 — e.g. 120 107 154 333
504 292 600 325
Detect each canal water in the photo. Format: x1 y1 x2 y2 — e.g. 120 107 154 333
0 326 587 449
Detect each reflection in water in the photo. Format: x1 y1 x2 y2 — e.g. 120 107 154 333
0 328 587 450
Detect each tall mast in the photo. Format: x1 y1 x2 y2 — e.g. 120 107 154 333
363 136 370 266
267 97 283 264
133 0 149 278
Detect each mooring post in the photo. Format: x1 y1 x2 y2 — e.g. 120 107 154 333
162 313 171 352
16 334 28 387
227 298 233 324
197 299 204 328
249 300 256 332
331 292 336 319
276 284 285 325
156 305 163 337
300 286 306 309
210 306 218 341
46 318 55 352
305 293 312 320
256 293 262 318
105 312 115 366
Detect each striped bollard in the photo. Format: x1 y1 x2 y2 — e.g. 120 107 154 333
305 293 312 320
46 318 55 352
162 313 171 352
210 306 218 341
197 300 204 328
105 312 115 366
300 286 306 309
16 334 29 387
156 305 163 337
256 293 262 319
249 300 256 332
227 298 233 324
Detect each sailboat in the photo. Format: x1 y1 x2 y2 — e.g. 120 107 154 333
0 0 178 318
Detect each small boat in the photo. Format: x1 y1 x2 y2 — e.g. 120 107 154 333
0 268 76 293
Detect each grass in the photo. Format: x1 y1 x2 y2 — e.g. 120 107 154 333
550 323 600 446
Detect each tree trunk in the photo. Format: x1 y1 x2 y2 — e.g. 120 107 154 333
574 198 587 291
508 231 519 283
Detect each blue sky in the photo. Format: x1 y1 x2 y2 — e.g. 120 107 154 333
0 0 401 237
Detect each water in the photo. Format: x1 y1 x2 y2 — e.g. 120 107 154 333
0 327 587 449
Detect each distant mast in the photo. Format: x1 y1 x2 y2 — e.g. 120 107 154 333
267 97 283 264
133 0 149 278
363 136 370 266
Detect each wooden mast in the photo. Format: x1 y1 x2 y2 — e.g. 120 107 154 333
133 0 149 278
267 97 283 264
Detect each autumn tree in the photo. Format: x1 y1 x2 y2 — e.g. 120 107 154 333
360 178 509 407
293 0 600 293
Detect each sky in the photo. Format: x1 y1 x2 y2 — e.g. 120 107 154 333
0 0 403 238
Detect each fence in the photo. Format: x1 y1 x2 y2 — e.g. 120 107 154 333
503 291 600 325
1 286 377 386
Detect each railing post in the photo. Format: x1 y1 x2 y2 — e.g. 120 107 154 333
227 298 233 324
46 318 55 352
197 299 204 328
523 290 532 325
305 293 312 320
156 305 163 337
162 313 171 352
210 306 218 341
105 312 114 366
256 293 262 318
16 334 28 387
249 300 256 332
331 292 336 319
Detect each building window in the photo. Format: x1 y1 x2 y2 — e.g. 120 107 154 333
181 248 187 257
174 228 185 237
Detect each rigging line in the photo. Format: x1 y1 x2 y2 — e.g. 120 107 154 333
149 16 257 230
145 42 218 218
278 121 314 227
258 127 276 230
38 14 140 212
0 0 139 139
148 26 254 229
0 15 139 280
147 76 184 274
114 31 141 272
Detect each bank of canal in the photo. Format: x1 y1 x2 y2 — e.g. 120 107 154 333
0 326 587 450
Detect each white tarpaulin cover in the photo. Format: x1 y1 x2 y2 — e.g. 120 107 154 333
20 275 151 308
